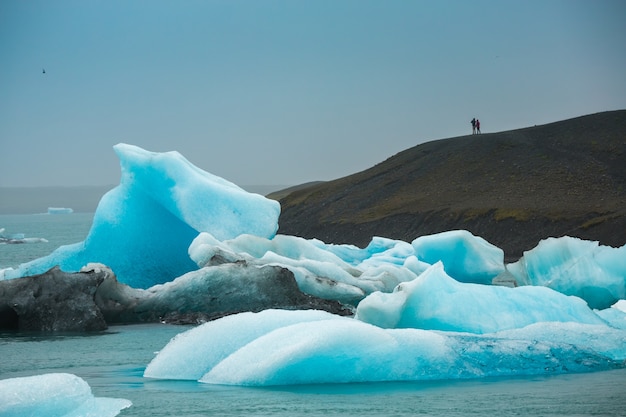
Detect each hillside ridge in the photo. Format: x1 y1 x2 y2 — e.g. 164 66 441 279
276 110 626 260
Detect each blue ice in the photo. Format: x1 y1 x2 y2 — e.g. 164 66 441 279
355 262 605 332
412 230 504 284
0 373 131 417
144 309 341 381
0 144 280 287
508 236 626 309
145 308 625 386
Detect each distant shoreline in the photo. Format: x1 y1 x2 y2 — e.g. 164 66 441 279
0 185 291 215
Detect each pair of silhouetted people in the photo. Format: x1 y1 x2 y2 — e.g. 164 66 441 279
471 118 481 134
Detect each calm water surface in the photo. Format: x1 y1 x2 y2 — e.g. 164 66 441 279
0 212 93 269
1 324 625 417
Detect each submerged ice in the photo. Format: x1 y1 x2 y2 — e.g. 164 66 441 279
1 143 625 386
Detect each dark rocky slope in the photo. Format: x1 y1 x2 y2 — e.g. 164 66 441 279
275 110 626 261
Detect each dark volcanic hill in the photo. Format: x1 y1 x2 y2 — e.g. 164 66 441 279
275 110 626 261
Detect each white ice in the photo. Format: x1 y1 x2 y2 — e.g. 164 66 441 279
0 228 48 245
188 230 505 303
0 373 131 417
47 207 74 214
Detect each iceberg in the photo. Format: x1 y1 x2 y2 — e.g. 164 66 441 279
144 309 342 380
47 207 73 214
507 236 626 309
355 262 604 332
0 228 48 245
0 373 131 417
92 262 347 325
187 230 504 304
1 144 281 288
189 232 376 304
145 309 624 386
411 230 504 284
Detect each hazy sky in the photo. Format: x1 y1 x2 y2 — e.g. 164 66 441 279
1 0 625 188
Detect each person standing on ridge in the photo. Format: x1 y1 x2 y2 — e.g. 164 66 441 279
471 118 476 134
476 118 481 134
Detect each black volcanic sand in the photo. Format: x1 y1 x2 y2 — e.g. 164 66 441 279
274 110 626 261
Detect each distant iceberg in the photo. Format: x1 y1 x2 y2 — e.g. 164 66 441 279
47 207 74 214
0 228 48 245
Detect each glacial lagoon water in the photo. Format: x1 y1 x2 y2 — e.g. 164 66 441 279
0 212 94 269
1 323 625 417
1 213 625 416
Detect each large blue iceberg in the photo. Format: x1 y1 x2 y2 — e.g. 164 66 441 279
144 307 625 386
0 373 131 417
0 143 280 288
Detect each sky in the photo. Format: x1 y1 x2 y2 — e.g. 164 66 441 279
1 0 625 188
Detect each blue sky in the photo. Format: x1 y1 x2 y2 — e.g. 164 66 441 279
1 0 625 188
